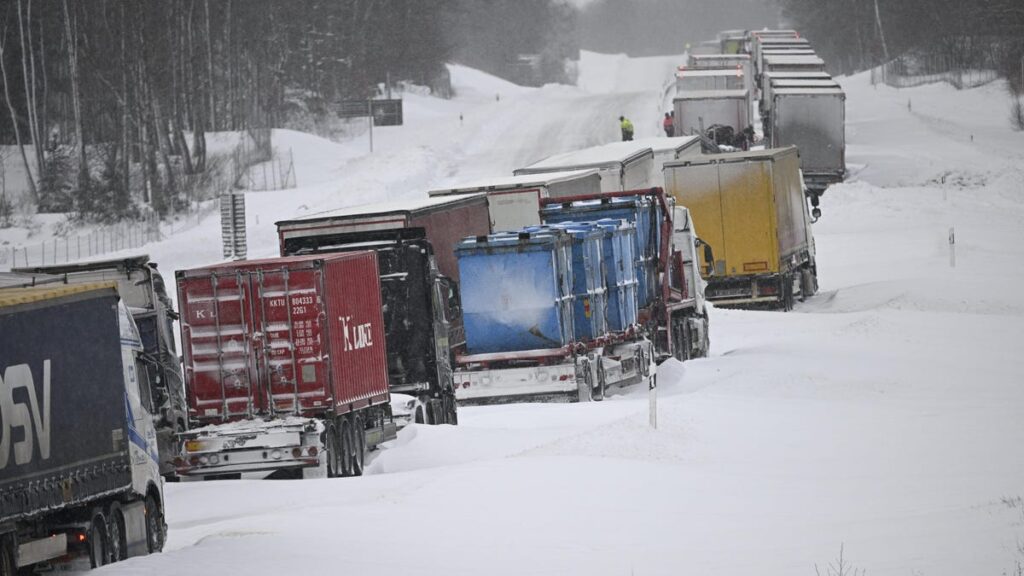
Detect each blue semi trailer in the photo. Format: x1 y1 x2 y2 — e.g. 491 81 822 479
452 187 710 404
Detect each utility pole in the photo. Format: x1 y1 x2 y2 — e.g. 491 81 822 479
873 0 890 62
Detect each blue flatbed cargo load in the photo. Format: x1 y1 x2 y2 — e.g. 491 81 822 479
456 230 575 354
594 219 639 331
541 195 662 308
544 222 609 342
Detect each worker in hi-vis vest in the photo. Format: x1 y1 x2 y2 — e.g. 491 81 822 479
619 116 634 141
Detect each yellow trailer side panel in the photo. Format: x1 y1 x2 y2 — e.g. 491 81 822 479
718 159 780 275
666 161 724 276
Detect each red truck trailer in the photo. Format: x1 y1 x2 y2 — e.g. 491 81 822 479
174 251 395 479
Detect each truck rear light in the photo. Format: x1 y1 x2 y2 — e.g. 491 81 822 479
189 456 200 466
307 446 318 457
271 449 283 460
292 448 302 458
185 440 203 452
173 457 184 467
559 374 571 381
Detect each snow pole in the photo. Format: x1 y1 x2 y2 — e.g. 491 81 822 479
649 373 657 430
949 226 956 268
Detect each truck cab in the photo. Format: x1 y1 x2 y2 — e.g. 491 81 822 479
0 284 165 572
9 256 188 477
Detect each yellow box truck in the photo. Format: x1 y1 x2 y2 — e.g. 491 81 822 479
663 146 818 310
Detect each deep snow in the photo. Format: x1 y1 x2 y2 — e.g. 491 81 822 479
7 50 1024 575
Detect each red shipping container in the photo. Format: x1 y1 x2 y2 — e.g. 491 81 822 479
176 251 389 424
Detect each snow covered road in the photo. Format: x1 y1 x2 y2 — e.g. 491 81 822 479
81 52 1024 575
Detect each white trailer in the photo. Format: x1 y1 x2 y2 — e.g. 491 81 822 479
514 142 654 193
673 90 751 137
761 54 826 77
675 67 746 93
628 136 703 186
686 54 754 96
770 86 846 201
763 77 840 116
428 169 602 231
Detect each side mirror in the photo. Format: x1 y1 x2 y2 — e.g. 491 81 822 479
697 238 715 277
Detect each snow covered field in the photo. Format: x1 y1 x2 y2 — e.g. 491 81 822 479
10 50 1024 575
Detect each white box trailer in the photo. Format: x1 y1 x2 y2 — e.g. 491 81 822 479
673 90 751 136
514 142 654 193
753 36 810 76
629 136 703 186
770 86 846 198
686 54 754 97
428 169 603 231
675 67 746 93
762 54 826 76
763 77 840 115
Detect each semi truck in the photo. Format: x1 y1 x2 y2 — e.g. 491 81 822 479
514 142 655 193
452 187 712 405
0 283 166 572
664 147 818 310
276 213 462 426
768 86 847 205
427 169 603 232
675 67 747 92
8 256 187 478
686 54 754 97
174 252 398 480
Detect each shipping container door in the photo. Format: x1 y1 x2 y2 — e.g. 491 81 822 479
719 160 778 275
251 266 330 415
179 272 259 421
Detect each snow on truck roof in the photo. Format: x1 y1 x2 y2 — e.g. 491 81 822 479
674 89 749 100
676 68 745 78
516 142 654 173
428 169 601 196
763 54 826 66
628 136 701 155
773 87 846 96
276 193 487 226
665 145 799 168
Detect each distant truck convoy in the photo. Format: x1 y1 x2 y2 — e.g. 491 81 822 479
0 284 166 572
276 213 462 425
175 252 399 480
6 256 187 479
428 169 603 231
514 142 655 193
664 147 818 310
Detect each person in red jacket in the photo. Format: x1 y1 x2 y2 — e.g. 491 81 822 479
662 112 675 137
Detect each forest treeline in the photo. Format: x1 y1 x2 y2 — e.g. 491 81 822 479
777 0 1024 80
0 0 575 221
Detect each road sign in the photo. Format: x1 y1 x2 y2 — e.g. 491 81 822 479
371 99 403 126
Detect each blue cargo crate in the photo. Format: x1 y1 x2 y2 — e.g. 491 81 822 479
545 222 608 342
455 229 575 354
595 219 639 331
541 195 662 309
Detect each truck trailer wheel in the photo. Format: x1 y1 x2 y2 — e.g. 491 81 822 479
340 421 355 477
107 502 128 562
89 512 110 568
325 424 341 478
444 394 458 425
351 415 365 476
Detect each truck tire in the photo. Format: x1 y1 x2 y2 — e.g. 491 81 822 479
593 359 606 402
107 502 128 562
89 512 109 568
325 423 341 478
340 420 355 477
781 274 795 311
0 537 15 576
444 394 458 425
144 494 165 554
351 415 365 477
